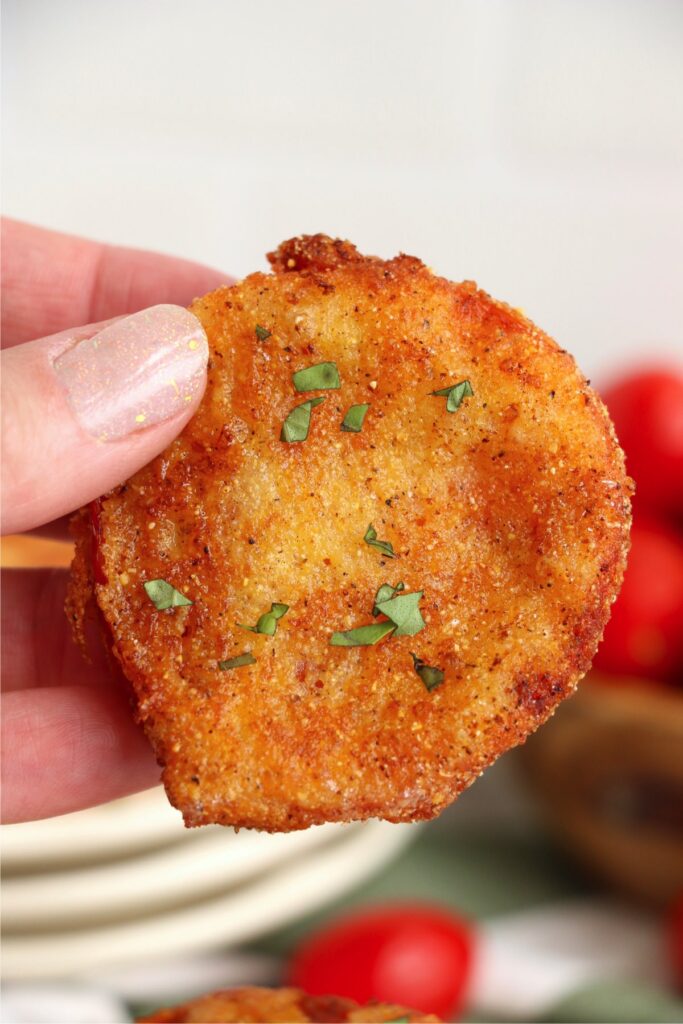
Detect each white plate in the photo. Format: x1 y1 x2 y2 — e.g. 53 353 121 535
2 820 418 980
2 820 348 929
1 788 190 872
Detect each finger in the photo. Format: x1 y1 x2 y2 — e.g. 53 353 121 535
0 519 74 551
1 218 230 349
1 303 210 534
1 686 160 822
2 569 107 693
0 568 159 822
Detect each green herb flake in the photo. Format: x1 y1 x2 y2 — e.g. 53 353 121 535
255 324 271 342
341 403 370 433
292 362 341 392
143 579 193 610
372 581 405 616
386 1018 411 1024
280 397 326 443
375 590 425 637
430 378 474 412
330 621 396 647
238 602 289 636
218 652 256 670
364 523 396 559
411 652 445 692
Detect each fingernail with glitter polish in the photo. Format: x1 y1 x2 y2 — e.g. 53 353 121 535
53 305 209 442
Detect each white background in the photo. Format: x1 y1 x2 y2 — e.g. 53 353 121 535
3 0 682 381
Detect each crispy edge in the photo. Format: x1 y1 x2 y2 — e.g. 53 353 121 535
65 506 94 656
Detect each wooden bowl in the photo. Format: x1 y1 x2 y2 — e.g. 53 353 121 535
520 674 683 907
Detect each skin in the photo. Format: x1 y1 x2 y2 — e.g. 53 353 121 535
1 219 228 823
68 235 633 832
137 986 439 1023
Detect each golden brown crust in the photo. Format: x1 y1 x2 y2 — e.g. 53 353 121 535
137 986 439 1022
67 235 632 831
266 233 368 275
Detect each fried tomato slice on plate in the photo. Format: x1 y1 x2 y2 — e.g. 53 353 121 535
67 235 632 831
137 985 440 1022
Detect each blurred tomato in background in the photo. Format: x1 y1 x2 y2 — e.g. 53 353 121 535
601 369 683 521
595 366 683 685
669 893 683 991
288 904 473 1020
594 516 683 683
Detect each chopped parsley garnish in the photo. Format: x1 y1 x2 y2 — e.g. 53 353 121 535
331 586 425 647
255 324 271 342
375 590 425 636
372 581 405 616
364 523 396 559
143 579 193 610
238 602 289 636
330 621 396 647
218 652 256 670
430 378 473 412
386 1018 410 1024
280 397 326 443
341 403 370 433
411 652 445 692
292 361 340 392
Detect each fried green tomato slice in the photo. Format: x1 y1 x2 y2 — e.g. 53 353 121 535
137 986 440 1023
67 234 632 831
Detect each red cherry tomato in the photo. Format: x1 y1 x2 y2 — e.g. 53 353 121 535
594 517 683 681
601 368 683 519
668 893 683 990
288 903 473 1020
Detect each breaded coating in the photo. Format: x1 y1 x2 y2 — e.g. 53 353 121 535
67 235 632 831
137 985 439 1022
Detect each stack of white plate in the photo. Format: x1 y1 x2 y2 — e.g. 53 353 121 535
1 787 417 982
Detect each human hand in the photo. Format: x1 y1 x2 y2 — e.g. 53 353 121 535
1 219 229 823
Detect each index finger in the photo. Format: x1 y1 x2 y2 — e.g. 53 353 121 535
1 218 231 348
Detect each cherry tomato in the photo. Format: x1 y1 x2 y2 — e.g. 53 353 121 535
287 903 473 1020
668 893 683 990
601 368 683 519
594 517 683 681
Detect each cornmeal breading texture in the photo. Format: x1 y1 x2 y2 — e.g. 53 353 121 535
137 985 440 1022
68 235 632 831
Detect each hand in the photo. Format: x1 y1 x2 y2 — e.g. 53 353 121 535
1 219 229 823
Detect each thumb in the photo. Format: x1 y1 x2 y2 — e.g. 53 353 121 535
1 304 209 534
